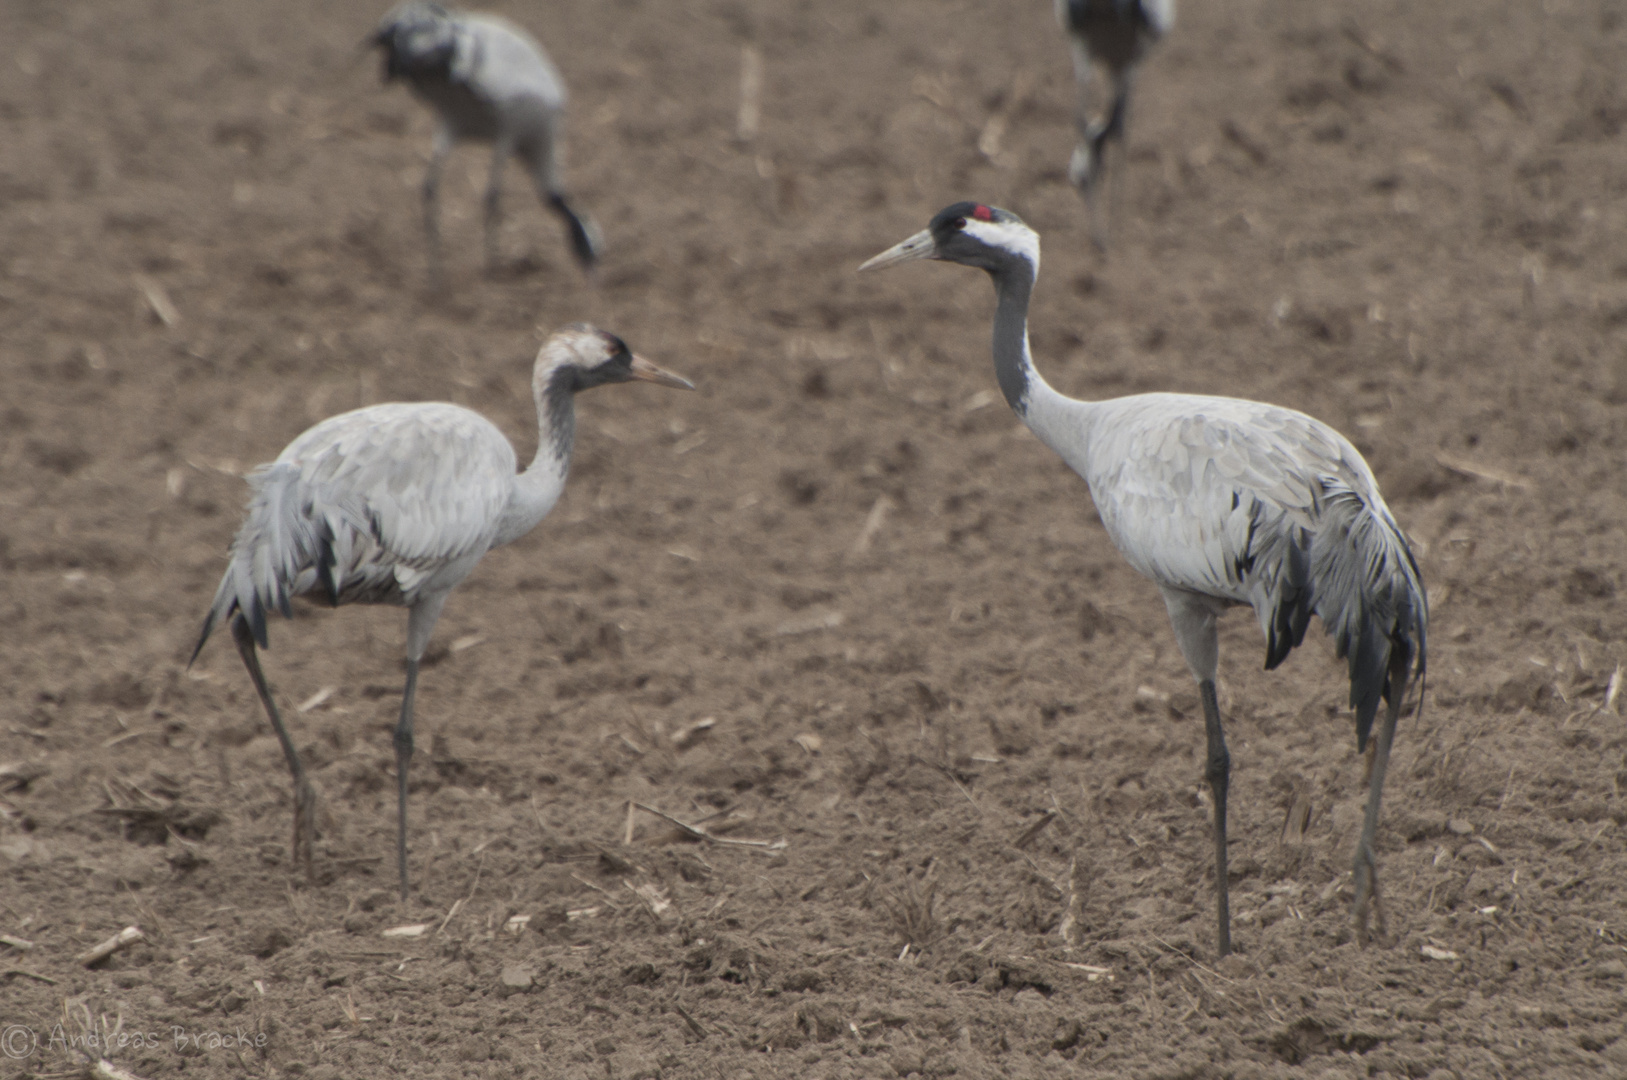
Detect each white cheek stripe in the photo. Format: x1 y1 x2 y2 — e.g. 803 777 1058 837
961 217 1041 272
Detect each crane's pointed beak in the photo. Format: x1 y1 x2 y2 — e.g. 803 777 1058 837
857 229 936 272
628 354 695 391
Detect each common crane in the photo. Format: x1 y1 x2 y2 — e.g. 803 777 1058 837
373 2 601 280
861 203 1426 956
191 326 692 899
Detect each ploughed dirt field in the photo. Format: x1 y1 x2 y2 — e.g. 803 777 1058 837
3 0 1627 1076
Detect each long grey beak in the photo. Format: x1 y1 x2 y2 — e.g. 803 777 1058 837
857 229 936 272
628 354 695 391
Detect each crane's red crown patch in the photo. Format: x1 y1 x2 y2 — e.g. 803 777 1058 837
971 204 994 221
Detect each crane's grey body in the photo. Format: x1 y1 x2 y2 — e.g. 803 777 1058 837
373 2 599 278
862 204 1426 956
1032 389 1420 737
213 404 535 620
1056 0 1174 247
192 327 692 898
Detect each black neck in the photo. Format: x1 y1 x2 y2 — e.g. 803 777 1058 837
541 367 578 472
988 261 1035 416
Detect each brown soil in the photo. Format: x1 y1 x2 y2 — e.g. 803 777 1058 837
3 0 1627 1077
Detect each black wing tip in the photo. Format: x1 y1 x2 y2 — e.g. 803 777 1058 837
1262 599 1312 670
188 612 217 670
315 530 343 607
1350 617 1426 753
1262 528 1313 671
550 195 600 269
571 224 599 270
190 592 265 667
247 597 270 651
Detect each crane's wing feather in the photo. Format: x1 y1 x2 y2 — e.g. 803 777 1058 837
285 405 514 564
450 15 565 110
193 404 514 659
1082 396 1426 748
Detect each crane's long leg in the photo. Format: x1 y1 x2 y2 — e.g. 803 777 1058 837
395 594 449 900
1070 139 1107 252
1352 651 1410 944
482 136 515 274
1200 678 1232 958
1066 38 1103 227
1080 71 1134 252
516 126 599 272
229 614 316 879
422 127 454 289
393 657 420 901
1160 587 1232 957
1067 35 1095 158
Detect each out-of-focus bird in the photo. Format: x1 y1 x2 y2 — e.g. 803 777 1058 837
191 326 692 899
1056 0 1174 248
861 203 1426 957
372 1 600 280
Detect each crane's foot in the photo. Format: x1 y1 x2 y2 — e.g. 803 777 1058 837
291 777 318 883
1352 842 1386 946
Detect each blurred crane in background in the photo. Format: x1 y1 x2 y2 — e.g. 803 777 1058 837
373 2 601 283
1056 0 1174 248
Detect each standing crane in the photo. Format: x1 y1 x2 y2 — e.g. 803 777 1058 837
860 203 1426 957
1056 0 1174 249
372 2 601 281
191 326 692 899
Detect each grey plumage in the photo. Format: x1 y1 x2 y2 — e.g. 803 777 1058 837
372 1 600 279
1056 0 1174 248
191 326 692 898
862 203 1426 957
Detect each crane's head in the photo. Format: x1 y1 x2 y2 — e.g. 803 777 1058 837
372 2 458 83
539 325 694 395
858 202 1040 278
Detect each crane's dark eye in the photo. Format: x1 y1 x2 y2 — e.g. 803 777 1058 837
951 217 966 230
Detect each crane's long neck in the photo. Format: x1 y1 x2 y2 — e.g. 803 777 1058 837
493 365 575 548
989 259 1094 460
